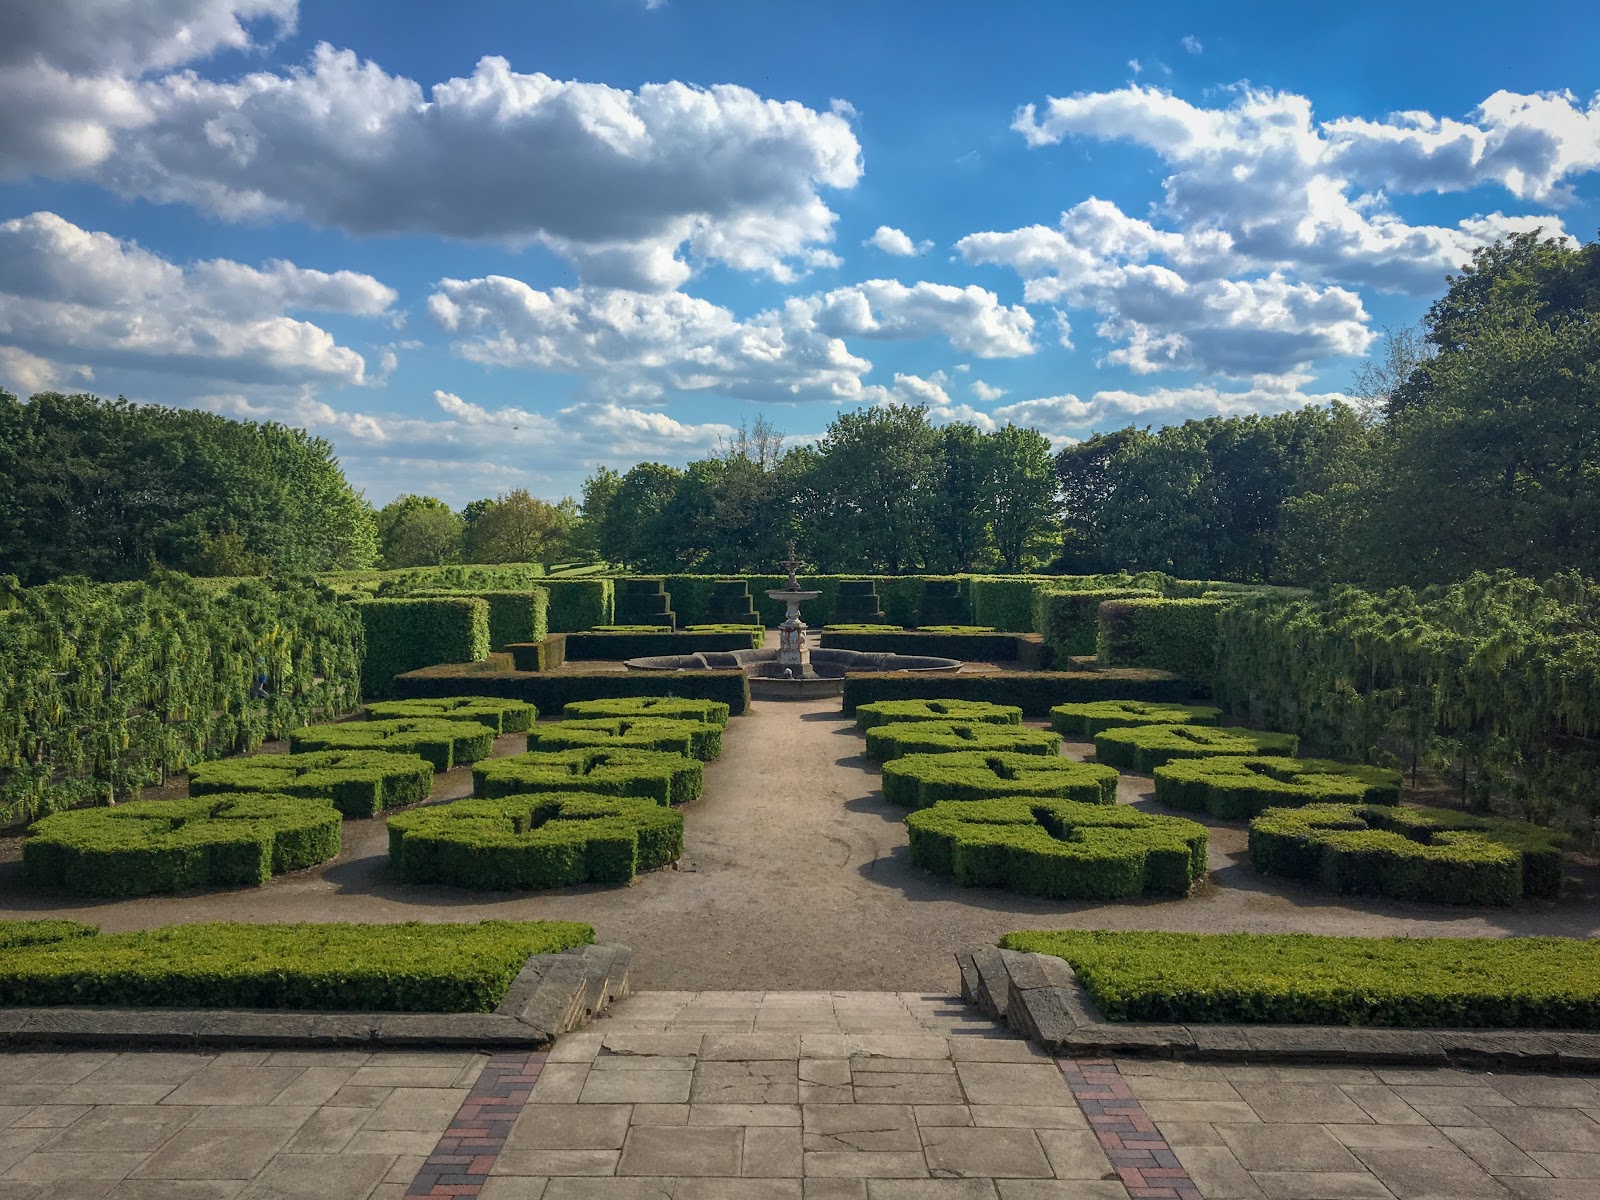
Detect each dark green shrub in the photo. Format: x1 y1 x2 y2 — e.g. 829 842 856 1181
0 920 593 1012
820 629 1040 660
189 750 435 817
544 579 614 632
290 718 496 771
24 794 342 897
825 623 903 632
528 717 722 761
882 751 1118 809
507 635 567 672
919 577 971 626
388 793 682 889
705 579 760 625
358 597 490 698
0 920 98 950
1248 802 1566 905
616 578 676 629
563 697 730 726
907 799 1206 899
841 669 1192 718
395 657 751 716
1050 700 1222 737
365 696 536 735
1033 588 1160 658
855 699 1022 731
565 628 762 659
969 578 1039 631
415 589 548 651
1097 597 1228 688
1094 724 1299 772
864 721 1061 762
832 579 886 624
475 747 703 807
1154 756 1403 820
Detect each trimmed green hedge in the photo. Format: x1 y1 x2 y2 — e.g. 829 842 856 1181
1094 724 1299 772
563 697 730 726
290 717 496 772
864 721 1061 762
1249 802 1566 905
365 696 536 735
1097 597 1228 688
907 799 1207 899
1000 929 1600 1028
855 699 1022 731
415 589 548 651
358 597 490 699
529 717 722 762
189 749 435 817
395 657 751 716
882 751 1118 809
1050 700 1222 737
389 793 683 889
544 579 614 632
565 628 762 659
919 577 971 625
507 635 568 672
1034 588 1160 658
24 794 342 897
840 669 1192 718
475 747 703 807
970 578 1039 631
0 920 98 950
0 920 593 1012
820 629 1041 661
1154 756 1404 820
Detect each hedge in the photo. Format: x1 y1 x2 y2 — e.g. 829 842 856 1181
475 747 703 807
189 749 435 818
1033 588 1160 658
1097 597 1229 688
0 920 594 1012
1094 724 1299 772
24 794 343 897
365 696 536 735
290 717 497 772
563 697 730 726
507 635 567 672
414 588 548 652
882 751 1118 809
0 920 98 951
1001 929 1600 1028
907 799 1207 899
864 721 1062 762
1153 756 1404 820
855 699 1021 731
529 716 722 762
1050 700 1223 738
919 577 971 625
565 628 763 660
615 578 676 629
388 793 683 889
970 578 1039 632
840 669 1192 718
1249 802 1566 905
832 579 886 624
358 597 490 699
820 629 1042 661
544 578 614 632
395 657 751 716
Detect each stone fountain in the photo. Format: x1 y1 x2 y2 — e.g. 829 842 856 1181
765 540 820 682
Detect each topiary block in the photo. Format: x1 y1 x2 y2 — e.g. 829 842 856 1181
528 716 722 761
1154 756 1403 820
906 798 1207 899
474 747 704 807
855 699 1022 731
365 696 536 735
1050 700 1222 738
189 750 435 818
864 721 1062 762
562 697 730 726
882 750 1118 809
289 718 497 772
1093 724 1298 773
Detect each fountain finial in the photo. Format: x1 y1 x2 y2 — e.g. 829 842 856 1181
779 539 802 590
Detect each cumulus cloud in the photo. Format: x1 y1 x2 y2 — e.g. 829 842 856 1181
971 379 1006 401
1181 35 1203 55
797 279 1035 358
865 225 932 255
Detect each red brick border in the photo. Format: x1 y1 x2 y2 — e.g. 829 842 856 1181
1058 1058 1203 1200
405 1050 547 1199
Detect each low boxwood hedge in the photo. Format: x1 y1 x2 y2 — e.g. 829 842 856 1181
474 747 703 807
907 799 1207 899
528 716 722 761
388 793 683 890
882 751 1118 809
364 696 536 735
565 628 763 660
1154 756 1404 820
999 929 1600 1028
1094 724 1299 772
0 920 97 950
821 629 1036 660
24 794 343 897
0 920 593 1012
289 718 497 772
188 750 435 818
864 721 1062 762
563 697 730 726
506 634 568 672
855 699 1022 731
396 657 751 716
1249 803 1566 906
841 669 1191 718
1050 700 1222 738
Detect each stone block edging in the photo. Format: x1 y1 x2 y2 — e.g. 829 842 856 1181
957 945 1600 1073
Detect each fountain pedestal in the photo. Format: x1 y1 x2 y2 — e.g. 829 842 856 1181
766 541 820 679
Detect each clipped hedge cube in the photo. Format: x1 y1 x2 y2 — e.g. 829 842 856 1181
189 750 435 817
1094 724 1298 773
289 718 497 772
1154 756 1403 820
855 699 1022 732
864 721 1061 763
1050 700 1222 738
882 750 1118 809
364 696 536 735
562 696 730 727
528 717 722 762
474 747 704 808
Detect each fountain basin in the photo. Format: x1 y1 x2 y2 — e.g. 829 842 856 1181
623 647 962 700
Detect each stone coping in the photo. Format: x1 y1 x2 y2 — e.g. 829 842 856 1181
0 942 630 1050
958 945 1600 1074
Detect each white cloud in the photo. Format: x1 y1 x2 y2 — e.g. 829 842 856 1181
971 379 1006 401
1181 35 1203 55
798 279 1035 358
865 225 932 256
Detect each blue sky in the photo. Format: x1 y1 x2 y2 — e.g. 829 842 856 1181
2 0 1597 507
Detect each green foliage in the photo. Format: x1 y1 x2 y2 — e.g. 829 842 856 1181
0 920 98 950
1153 757 1403 821
982 425 1062 572
388 793 682 889
864 721 1061 762
1050 701 1222 738
365 696 536 735
1033 588 1160 658
566 628 763 659
377 495 463 570
998 929 1600 1028
918 577 972 625
1249 802 1566 905
529 716 722 762
290 717 496 772
506 635 568 672
1094 725 1300 773
0 921 593 1012
543 579 614 632
357 597 490 698
563 697 730 726
475 747 703 807
841 669 1192 718
24 793 342 896
1097 597 1229 686
188 750 435 818
832 579 886 623
907 799 1206 899
820 628 1039 660
969 578 1039 631
394 657 751 716
464 489 571 567
415 589 548 651
0 574 362 821
855 699 1022 731
881 751 1118 809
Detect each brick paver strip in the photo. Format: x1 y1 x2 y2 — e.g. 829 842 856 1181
405 1050 546 1199
1059 1058 1204 1200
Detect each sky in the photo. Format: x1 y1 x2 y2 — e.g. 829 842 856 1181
1 1 1598 508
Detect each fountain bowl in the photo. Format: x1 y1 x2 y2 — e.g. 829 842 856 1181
623 646 961 700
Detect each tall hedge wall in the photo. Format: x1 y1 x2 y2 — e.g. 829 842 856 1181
1097 597 1229 688
358 597 490 699
544 579 614 632
1033 588 1160 658
416 589 548 651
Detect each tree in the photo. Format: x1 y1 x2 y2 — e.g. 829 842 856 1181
811 405 937 572
570 467 621 565
923 423 992 572
464 489 569 565
982 425 1060 572
376 495 462 569
716 415 786 470
602 463 683 569
1054 427 1146 572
